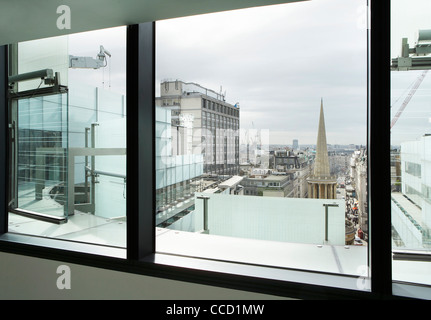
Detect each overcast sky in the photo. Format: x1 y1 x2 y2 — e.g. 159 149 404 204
156 0 368 146
70 0 431 147
68 26 127 94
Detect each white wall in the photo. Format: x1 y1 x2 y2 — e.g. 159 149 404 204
0 251 287 300
193 193 346 245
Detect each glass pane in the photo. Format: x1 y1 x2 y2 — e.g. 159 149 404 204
8 27 127 250
391 0 431 286
17 36 69 91
16 93 68 218
155 0 369 281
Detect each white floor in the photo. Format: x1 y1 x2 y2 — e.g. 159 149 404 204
8 211 126 248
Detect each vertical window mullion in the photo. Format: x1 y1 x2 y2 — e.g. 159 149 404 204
126 23 156 260
0 45 6 235
369 0 392 297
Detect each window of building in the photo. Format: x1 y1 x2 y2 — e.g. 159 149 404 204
405 162 421 178
7 27 127 249
155 0 369 278
391 0 431 287
3 0 429 301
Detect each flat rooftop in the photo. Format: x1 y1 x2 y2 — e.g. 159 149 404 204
218 175 244 188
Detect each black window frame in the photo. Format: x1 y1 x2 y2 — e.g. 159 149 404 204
0 0 423 300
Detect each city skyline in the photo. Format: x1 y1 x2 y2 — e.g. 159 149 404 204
65 0 368 146
64 0 431 148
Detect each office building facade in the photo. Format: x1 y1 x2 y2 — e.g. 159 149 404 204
156 80 240 176
392 135 431 248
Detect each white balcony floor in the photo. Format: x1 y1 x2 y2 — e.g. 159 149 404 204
156 227 367 276
8 209 431 289
8 209 367 277
8 211 126 248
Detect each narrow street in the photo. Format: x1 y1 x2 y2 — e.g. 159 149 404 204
337 176 367 246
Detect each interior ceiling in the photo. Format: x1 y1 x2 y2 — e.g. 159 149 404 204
0 0 306 46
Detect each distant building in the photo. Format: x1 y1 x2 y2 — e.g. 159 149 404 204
242 172 293 197
217 175 244 195
392 135 431 248
156 80 240 176
269 149 311 198
390 148 401 192
307 99 337 199
271 149 301 171
293 139 299 150
350 148 368 241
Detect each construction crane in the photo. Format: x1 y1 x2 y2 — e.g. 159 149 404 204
69 45 111 69
391 70 428 129
390 29 431 129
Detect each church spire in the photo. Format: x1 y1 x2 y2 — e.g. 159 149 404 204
307 98 336 199
313 98 330 177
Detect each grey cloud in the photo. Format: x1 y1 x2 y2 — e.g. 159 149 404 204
156 0 368 145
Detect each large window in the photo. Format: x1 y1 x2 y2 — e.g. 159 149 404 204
155 0 369 278
2 0 431 301
7 27 127 249
391 0 431 286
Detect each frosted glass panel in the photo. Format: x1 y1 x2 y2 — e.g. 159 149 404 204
16 93 68 217
9 26 127 249
194 193 345 245
95 118 126 177
17 36 69 91
68 84 97 134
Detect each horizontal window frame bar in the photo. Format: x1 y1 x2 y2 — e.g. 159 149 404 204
0 232 126 259
393 250 431 262
393 282 431 300
0 233 403 300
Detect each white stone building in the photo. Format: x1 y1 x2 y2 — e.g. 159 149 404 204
392 135 431 248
